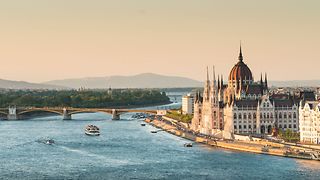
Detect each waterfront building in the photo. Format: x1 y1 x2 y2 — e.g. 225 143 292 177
191 45 300 138
299 100 320 144
182 94 194 115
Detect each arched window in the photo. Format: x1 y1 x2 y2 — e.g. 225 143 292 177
270 113 273 118
279 113 282 119
289 113 292 119
234 113 237 119
248 113 252 119
293 112 297 119
243 113 247 119
279 124 282 128
260 113 262 118
284 113 287 119
239 114 242 119
253 113 256 119
264 113 266 119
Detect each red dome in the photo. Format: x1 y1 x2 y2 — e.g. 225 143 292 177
228 46 253 82
229 61 253 81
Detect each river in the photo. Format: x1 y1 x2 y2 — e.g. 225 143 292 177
0 92 320 179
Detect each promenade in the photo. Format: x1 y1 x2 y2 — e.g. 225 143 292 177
146 117 320 161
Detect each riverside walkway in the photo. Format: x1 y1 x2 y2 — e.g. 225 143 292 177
146 117 320 161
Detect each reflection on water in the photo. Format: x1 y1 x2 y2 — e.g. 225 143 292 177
295 159 320 170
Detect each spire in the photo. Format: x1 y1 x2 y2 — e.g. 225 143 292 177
265 72 268 88
218 75 220 89
221 74 224 87
206 66 209 82
260 73 263 85
238 42 243 62
213 65 216 83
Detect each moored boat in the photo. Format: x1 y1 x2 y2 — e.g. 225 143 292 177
184 143 193 147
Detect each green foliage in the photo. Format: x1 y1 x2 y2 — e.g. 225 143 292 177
166 110 193 123
0 89 170 108
278 129 300 143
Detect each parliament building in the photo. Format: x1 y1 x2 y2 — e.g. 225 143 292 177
191 46 300 138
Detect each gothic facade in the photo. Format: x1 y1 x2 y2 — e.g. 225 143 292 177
191 46 299 137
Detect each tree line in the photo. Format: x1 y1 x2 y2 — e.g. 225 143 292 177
0 89 170 108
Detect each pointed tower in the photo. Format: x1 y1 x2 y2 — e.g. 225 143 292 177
238 43 243 62
210 65 218 106
265 73 268 89
203 66 210 101
218 75 220 90
221 75 224 88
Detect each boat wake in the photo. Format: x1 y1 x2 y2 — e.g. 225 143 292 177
6 141 36 149
58 145 138 166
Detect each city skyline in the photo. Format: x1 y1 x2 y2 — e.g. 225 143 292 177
0 0 319 83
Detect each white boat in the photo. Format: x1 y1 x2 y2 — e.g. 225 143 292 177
85 125 100 136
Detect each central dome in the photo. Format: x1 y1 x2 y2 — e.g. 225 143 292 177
228 46 253 82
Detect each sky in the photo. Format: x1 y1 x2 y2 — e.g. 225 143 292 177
0 0 319 83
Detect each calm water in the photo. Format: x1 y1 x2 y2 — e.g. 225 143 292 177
1 101 320 179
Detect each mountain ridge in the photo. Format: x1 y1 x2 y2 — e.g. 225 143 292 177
0 79 67 90
43 73 203 89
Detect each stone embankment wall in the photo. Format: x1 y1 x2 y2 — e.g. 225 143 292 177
147 117 317 161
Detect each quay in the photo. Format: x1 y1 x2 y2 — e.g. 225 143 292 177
145 117 320 161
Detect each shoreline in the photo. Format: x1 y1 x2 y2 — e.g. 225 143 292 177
146 118 320 161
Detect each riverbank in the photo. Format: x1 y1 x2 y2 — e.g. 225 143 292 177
146 118 320 161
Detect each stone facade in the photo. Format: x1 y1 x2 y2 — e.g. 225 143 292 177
191 46 299 138
299 101 320 144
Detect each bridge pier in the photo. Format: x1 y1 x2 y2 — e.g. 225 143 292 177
7 106 18 120
112 109 120 120
63 108 72 120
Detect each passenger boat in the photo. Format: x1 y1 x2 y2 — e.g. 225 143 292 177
141 123 146 126
85 125 100 136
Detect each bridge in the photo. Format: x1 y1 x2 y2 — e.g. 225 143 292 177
0 106 167 120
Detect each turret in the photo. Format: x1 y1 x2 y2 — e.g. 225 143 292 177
218 75 220 90
203 67 210 101
265 72 268 89
221 75 224 88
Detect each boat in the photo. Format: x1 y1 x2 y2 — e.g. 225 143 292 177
151 130 157 133
85 125 100 136
45 139 55 145
184 143 193 147
141 123 146 126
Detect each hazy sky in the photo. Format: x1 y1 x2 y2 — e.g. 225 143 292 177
0 0 319 82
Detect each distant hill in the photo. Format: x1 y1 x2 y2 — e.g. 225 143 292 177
270 80 320 87
0 79 67 90
43 73 203 89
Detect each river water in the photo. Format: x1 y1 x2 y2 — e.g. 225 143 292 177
1 93 320 179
